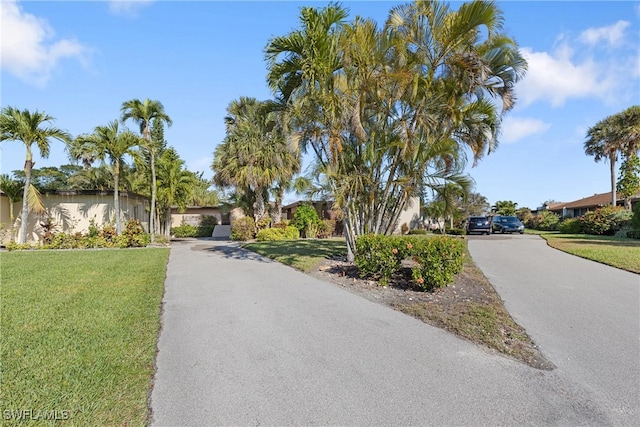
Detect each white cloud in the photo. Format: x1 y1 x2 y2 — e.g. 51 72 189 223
516 46 618 107
108 0 155 17
500 117 551 144
579 21 630 46
0 0 88 86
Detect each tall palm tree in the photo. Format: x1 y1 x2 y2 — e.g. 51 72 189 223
121 98 172 242
584 107 640 206
212 97 299 224
0 107 71 243
71 121 139 234
156 147 196 236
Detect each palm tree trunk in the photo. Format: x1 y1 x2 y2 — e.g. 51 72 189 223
165 207 171 237
254 187 266 223
18 160 33 244
150 153 157 242
610 154 617 206
114 164 121 235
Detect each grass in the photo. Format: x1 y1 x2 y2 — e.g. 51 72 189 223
0 248 170 426
243 238 346 272
532 232 640 274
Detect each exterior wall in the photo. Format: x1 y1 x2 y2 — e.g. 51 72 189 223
393 196 421 234
0 192 149 244
170 207 223 228
0 195 20 244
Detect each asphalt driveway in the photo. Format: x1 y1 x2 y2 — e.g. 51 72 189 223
150 237 639 426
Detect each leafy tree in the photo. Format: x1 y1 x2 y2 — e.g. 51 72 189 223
617 152 640 210
493 200 518 216
121 98 172 242
292 204 321 238
67 164 114 191
11 164 83 192
266 1 526 260
0 107 71 243
585 105 640 206
71 121 140 234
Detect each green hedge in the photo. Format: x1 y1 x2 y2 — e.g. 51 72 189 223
354 234 465 291
256 226 300 241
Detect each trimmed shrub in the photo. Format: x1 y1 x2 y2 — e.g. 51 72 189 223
118 219 150 247
256 228 285 241
283 226 300 240
171 224 199 238
230 216 256 241
558 218 583 234
317 219 336 239
407 229 428 235
256 217 272 231
355 234 465 290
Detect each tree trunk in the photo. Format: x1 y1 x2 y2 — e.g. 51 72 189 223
19 160 33 244
114 164 121 235
150 153 157 242
610 154 617 206
254 187 266 223
166 207 171 237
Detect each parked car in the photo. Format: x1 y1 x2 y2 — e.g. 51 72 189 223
491 215 525 234
465 216 491 235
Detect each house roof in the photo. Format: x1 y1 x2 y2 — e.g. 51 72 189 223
548 191 640 211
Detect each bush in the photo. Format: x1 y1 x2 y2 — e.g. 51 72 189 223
527 211 560 231
293 204 321 238
355 234 465 290
558 218 583 234
256 228 285 241
579 205 628 235
407 229 428 235
317 219 336 239
256 217 272 231
631 202 640 232
230 216 256 241
171 224 199 238
283 226 300 240
118 219 150 248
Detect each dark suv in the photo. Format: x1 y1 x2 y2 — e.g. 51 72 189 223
491 215 525 234
465 216 491 235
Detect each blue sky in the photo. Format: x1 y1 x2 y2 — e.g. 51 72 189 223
1 0 639 210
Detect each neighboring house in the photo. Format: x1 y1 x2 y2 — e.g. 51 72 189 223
0 190 149 245
169 205 232 229
540 191 640 218
282 197 421 235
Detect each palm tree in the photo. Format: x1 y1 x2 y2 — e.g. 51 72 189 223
266 1 526 260
212 97 299 224
0 174 23 241
121 98 172 242
584 106 640 207
71 121 139 234
0 107 71 243
156 147 196 236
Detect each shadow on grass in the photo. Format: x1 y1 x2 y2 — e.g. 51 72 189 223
551 237 640 248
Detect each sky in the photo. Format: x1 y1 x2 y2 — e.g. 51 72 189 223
1 0 639 210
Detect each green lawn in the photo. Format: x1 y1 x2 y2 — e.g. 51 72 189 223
243 238 346 272
532 231 640 274
0 248 169 426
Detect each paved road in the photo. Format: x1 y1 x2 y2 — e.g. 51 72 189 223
150 237 639 426
467 233 640 426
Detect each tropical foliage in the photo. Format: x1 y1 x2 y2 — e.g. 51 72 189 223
585 105 640 208
265 1 526 259
212 97 300 224
0 107 72 243
70 121 140 234
121 98 173 241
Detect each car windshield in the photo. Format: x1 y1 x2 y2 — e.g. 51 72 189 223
500 216 519 223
